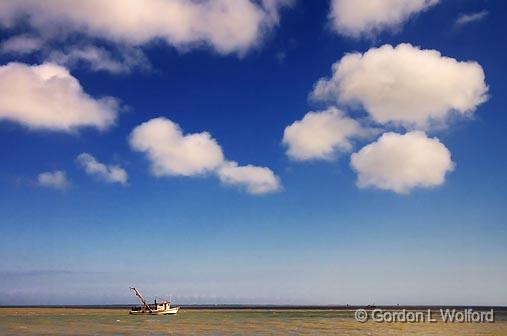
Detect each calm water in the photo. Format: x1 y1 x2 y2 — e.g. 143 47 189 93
1 308 507 335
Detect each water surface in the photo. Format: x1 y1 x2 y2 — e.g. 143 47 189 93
1 308 506 335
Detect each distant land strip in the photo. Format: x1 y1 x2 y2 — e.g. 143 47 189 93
1 305 506 311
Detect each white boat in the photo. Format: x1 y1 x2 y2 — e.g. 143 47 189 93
129 287 180 315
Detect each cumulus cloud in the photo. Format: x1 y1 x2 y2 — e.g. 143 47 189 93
37 170 70 190
0 34 43 54
350 131 454 194
0 62 118 131
76 153 128 185
0 0 290 55
329 0 438 38
217 161 281 195
282 107 370 161
129 117 280 195
129 117 224 177
312 43 488 129
455 10 489 27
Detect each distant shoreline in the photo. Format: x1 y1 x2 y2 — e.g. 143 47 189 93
1 305 506 311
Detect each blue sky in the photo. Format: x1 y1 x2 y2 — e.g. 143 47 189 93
0 0 506 305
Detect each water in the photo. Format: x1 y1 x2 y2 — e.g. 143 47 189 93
1 308 506 335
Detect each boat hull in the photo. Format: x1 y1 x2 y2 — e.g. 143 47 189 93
129 307 179 315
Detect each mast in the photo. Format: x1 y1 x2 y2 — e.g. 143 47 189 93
130 287 153 312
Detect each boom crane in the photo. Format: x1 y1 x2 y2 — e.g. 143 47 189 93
129 287 153 313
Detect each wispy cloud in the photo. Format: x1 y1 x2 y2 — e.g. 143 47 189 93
0 270 105 277
455 10 489 27
46 45 150 74
0 34 44 55
76 153 128 185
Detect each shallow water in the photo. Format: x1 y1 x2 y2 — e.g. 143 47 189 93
1 308 506 335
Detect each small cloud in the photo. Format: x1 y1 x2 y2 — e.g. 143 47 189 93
217 161 281 195
275 51 286 64
129 117 224 177
76 153 128 185
37 170 70 190
282 107 372 161
329 0 439 39
455 10 488 27
0 34 43 55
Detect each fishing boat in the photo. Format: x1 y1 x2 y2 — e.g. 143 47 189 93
129 287 179 315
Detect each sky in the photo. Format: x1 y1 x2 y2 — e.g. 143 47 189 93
0 0 506 306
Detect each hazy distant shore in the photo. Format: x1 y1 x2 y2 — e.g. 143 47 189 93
1 304 506 311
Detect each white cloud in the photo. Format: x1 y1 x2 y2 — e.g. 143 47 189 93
350 131 454 194
217 161 280 195
0 0 290 55
0 34 43 54
37 170 70 190
129 117 280 195
129 117 224 177
455 10 489 27
76 153 128 185
312 43 488 129
329 0 438 38
282 107 370 161
0 62 118 131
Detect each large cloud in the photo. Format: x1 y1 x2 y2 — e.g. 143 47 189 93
312 43 488 129
0 0 290 55
282 107 370 161
76 153 128 185
329 0 438 38
0 62 118 131
129 117 280 195
350 131 454 194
